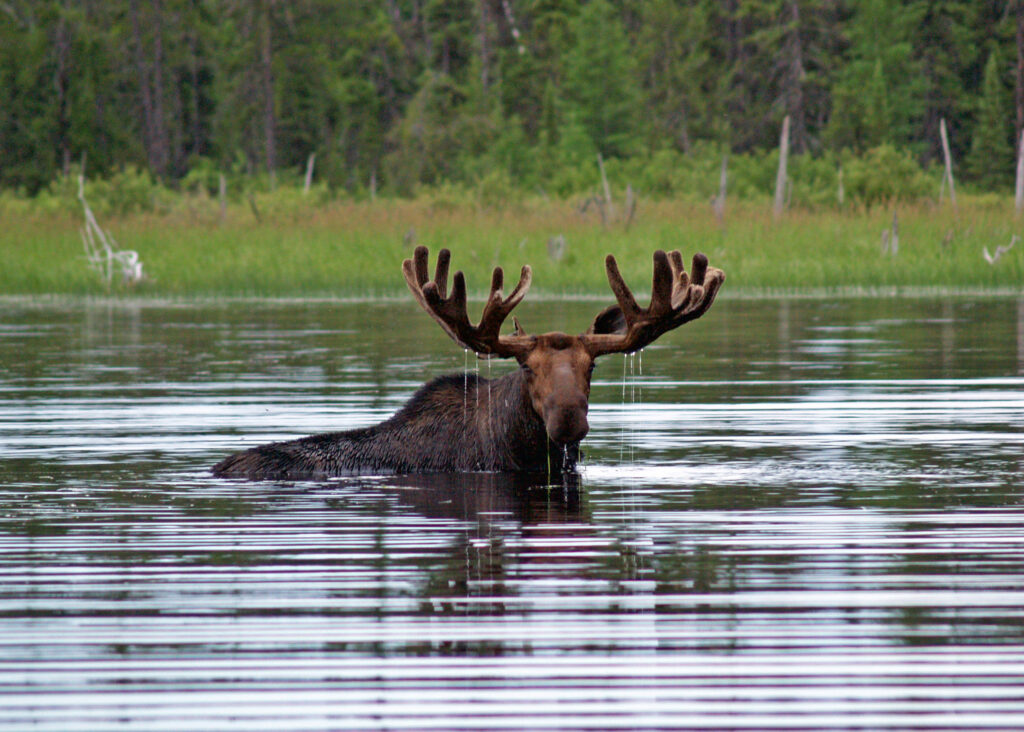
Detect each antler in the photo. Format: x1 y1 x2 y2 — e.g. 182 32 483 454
581 250 725 357
402 245 535 358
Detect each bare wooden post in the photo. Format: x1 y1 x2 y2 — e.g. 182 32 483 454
713 154 728 223
1017 0 1024 143
597 152 614 221
773 115 790 220
939 118 957 211
837 164 845 206
247 192 262 223
881 212 899 255
624 183 637 229
547 234 567 262
1015 128 1024 217
370 170 377 202
303 153 315 193
218 173 227 222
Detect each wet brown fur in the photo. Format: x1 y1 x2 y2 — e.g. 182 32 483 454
213 365 579 480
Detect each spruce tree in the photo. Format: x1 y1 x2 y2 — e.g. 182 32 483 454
562 0 641 158
966 50 1013 190
635 0 711 152
824 0 923 153
862 58 892 148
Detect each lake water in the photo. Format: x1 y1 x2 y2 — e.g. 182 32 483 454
2 295 1024 730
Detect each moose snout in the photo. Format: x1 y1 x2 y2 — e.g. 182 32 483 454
543 395 590 445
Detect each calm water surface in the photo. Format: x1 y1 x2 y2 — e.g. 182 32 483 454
2 296 1023 730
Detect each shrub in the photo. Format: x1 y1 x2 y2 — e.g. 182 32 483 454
840 145 936 205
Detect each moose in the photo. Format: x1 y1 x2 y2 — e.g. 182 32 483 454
213 246 725 479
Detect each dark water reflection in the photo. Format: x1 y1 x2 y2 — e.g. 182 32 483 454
2 296 1024 730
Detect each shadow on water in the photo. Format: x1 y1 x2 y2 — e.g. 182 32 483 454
2 296 1024 729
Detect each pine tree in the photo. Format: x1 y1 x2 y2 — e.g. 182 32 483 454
0 0 1020 196
635 0 711 152
561 0 641 158
966 50 1013 189
492 0 575 146
911 0 980 165
862 58 892 148
824 0 923 153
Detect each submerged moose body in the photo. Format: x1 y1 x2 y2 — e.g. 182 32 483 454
213 246 725 480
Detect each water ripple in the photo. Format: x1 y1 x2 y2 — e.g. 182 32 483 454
2 297 1024 730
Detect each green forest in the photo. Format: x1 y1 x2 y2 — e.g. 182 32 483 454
1 0 1022 204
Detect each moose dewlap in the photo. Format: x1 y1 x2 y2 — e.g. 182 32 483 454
213 246 725 480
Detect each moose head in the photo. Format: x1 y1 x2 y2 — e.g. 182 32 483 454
403 246 725 449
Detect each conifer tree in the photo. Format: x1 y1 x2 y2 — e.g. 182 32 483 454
561 0 641 158
824 0 922 153
862 58 892 148
966 50 1013 189
912 0 979 164
635 0 711 152
0 0 1020 195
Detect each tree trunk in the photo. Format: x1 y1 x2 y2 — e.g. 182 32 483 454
500 0 524 55
53 10 72 176
188 28 203 158
1015 129 1024 217
478 0 490 90
1017 0 1024 140
129 0 168 177
597 152 614 222
150 0 167 176
129 0 156 170
304 153 315 193
939 117 956 211
783 0 807 154
261 0 276 179
713 154 727 223
774 115 790 219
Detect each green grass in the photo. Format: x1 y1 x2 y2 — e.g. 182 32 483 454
3 194 1022 298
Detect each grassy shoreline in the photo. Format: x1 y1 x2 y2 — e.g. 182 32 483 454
3 195 1022 298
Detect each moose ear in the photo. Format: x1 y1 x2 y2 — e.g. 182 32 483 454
586 304 627 335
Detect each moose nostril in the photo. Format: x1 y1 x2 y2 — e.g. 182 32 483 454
572 417 590 442
545 406 589 445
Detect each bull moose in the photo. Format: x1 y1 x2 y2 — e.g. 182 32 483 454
213 246 725 479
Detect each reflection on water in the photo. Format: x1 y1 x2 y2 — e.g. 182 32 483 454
1 297 1024 730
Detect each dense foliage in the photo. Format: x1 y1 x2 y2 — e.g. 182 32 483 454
1 0 1020 201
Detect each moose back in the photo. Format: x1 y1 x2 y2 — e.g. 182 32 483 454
213 246 725 479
